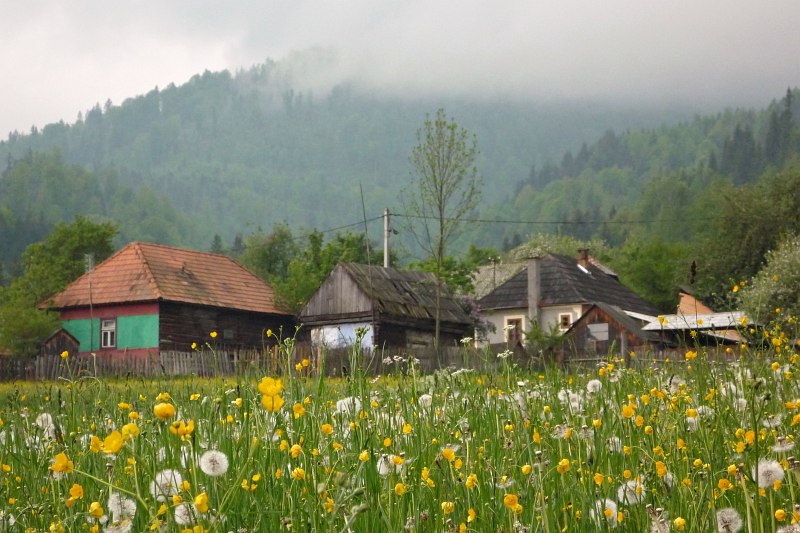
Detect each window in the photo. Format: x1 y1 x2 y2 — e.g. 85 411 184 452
559 313 573 331
101 319 116 348
505 317 524 347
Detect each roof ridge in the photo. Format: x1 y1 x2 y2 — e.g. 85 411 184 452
133 242 164 300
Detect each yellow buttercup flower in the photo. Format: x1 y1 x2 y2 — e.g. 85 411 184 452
153 403 175 419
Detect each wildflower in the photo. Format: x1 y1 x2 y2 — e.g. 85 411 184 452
586 379 602 393
210 331 217 338
108 493 137 522
102 431 124 454
752 459 785 488
173 502 195 526
617 479 646 504
556 458 570 474
194 492 209 513
262 393 285 412
60 350 68 360
51 452 74 474
89 501 104 519
199 450 229 477
291 467 305 480
521 464 532 476
673 517 686 531
321 423 333 435
169 419 195 438
335 396 362 415
121 422 139 440
716 507 743 532
465 473 478 488
442 447 456 462
441 501 455 515
394 483 407 496
591 499 618 527
153 403 175 419
503 493 523 514
150 469 183 502
290 444 302 458
258 377 284 397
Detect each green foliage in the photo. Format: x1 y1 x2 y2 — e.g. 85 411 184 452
694 166 800 306
605 239 690 313
0 216 117 355
238 224 299 281
740 233 800 323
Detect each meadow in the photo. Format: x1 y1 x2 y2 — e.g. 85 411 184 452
0 320 799 533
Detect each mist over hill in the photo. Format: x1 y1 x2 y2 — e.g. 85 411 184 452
0 55 706 249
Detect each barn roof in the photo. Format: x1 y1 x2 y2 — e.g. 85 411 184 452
45 242 290 315
479 254 659 316
339 263 471 325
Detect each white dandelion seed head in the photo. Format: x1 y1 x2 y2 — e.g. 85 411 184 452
716 507 743 532
607 436 623 453
557 389 571 403
376 454 402 476
107 493 136 522
752 458 785 488
777 525 800 533
199 450 229 477
102 519 133 533
761 414 783 428
149 469 184 502
590 498 618 527
735 397 748 412
0 510 16 528
685 417 698 433
34 413 54 430
334 396 362 416
173 502 195 526
417 394 433 409
586 379 603 394
773 437 795 454
669 376 685 394
569 394 584 414
720 382 738 396
617 479 646 504
696 406 714 419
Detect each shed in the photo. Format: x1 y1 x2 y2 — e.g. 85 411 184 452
298 263 472 350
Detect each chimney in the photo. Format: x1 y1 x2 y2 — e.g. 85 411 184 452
577 249 590 269
527 257 541 326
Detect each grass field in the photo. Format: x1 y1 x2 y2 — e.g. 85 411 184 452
0 321 798 532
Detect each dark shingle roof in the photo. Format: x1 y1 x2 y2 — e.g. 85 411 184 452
47 242 290 315
478 254 659 315
342 263 471 325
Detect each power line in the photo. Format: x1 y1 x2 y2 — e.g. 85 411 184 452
391 212 729 226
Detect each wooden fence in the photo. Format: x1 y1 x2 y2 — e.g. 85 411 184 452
0 342 742 381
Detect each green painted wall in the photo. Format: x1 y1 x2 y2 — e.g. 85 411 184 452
62 318 100 351
62 315 158 351
118 315 158 348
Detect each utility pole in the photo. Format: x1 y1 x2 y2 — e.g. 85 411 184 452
383 208 390 268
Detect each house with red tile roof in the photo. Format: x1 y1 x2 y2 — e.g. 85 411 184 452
44 242 294 357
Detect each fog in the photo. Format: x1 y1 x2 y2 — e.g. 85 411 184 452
3 0 799 136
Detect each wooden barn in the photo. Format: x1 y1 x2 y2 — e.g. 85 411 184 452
43 242 294 358
562 302 667 362
298 263 472 351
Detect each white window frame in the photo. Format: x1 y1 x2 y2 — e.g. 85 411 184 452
101 319 116 348
559 313 573 331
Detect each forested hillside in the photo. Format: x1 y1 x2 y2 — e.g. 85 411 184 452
1 56 799 315
1 57 697 252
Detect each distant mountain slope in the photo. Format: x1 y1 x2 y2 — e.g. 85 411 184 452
0 58 702 248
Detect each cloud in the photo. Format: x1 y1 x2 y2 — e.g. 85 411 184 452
2 0 799 136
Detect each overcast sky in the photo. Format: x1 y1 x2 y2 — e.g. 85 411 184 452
3 1 799 137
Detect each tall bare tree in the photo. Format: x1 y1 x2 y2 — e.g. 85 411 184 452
403 109 481 355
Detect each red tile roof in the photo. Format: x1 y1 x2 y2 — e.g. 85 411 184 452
47 242 290 315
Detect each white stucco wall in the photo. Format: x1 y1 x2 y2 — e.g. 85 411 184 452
478 304 584 346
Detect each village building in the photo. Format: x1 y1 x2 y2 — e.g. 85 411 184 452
298 262 472 352
44 242 294 358
477 250 660 356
